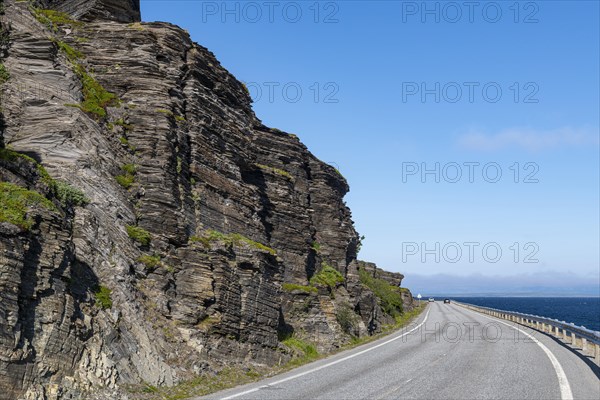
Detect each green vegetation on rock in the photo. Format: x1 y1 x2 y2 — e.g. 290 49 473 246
282 336 319 362
94 285 113 310
358 267 404 317
336 304 360 336
255 163 293 180
75 63 120 118
0 148 54 189
31 8 83 32
49 35 119 119
0 63 9 84
138 254 161 270
309 263 345 289
114 118 133 130
0 182 56 230
190 230 276 255
116 164 136 189
55 180 88 206
282 283 317 294
126 225 151 246
115 174 134 188
0 148 87 207
54 40 84 62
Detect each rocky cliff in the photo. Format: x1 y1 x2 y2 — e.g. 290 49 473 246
0 1 415 398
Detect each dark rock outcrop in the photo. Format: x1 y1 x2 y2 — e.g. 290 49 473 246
46 0 141 22
0 1 415 398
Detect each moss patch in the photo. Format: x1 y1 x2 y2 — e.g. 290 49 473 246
138 254 161 271
0 182 56 230
116 164 136 189
94 285 113 310
126 225 151 246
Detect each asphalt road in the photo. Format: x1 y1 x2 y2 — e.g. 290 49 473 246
201 302 600 400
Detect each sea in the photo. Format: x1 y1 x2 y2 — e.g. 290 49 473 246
447 297 600 332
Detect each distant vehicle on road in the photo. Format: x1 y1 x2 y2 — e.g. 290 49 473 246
444 299 451 304
428 297 435 302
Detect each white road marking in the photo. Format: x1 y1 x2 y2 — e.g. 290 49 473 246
220 308 431 400
461 305 573 400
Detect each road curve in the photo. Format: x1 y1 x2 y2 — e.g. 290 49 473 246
200 302 600 400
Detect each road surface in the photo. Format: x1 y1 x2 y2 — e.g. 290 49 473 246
201 302 600 400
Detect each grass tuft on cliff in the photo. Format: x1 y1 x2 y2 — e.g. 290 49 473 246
74 63 120 118
115 164 136 189
0 182 56 230
54 180 89 206
358 267 404 317
255 163 293 180
49 36 120 119
0 63 9 85
0 148 88 207
94 285 113 310
282 283 318 294
138 255 161 270
31 8 84 32
311 241 321 252
0 148 56 189
309 263 345 289
282 337 319 362
191 230 276 255
126 225 151 246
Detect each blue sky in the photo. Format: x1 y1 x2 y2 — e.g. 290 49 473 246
141 1 599 296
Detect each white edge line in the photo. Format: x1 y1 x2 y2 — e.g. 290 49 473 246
460 305 573 400
219 307 431 400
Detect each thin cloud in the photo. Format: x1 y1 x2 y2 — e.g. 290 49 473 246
458 127 599 152
403 271 600 297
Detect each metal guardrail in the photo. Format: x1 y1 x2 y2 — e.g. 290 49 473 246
454 301 600 365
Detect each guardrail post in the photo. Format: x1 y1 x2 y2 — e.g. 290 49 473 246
595 344 600 365
562 329 567 340
571 332 576 346
582 338 587 352
536 321 540 330
555 326 560 337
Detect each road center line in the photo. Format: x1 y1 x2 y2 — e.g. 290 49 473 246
220 307 431 400
460 305 573 400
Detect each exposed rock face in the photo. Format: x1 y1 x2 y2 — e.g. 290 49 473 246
0 1 415 398
45 0 141 22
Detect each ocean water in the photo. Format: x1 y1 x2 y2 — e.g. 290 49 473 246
448 297 600 332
